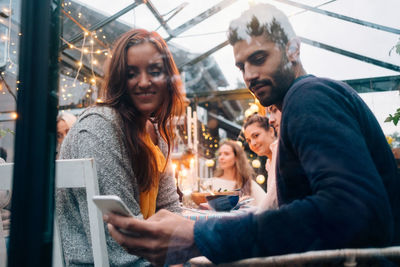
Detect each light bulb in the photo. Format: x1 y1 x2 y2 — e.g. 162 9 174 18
256 174 265 184
252 159 261 168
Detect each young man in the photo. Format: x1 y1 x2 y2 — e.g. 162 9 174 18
104 3 400 266
267 104 281 135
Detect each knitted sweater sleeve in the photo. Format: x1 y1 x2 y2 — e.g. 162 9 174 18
56 109 150 266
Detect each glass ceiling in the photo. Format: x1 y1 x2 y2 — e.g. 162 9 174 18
57 0 399 136
74 0 399 86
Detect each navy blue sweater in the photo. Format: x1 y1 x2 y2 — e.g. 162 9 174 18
194 76 400 263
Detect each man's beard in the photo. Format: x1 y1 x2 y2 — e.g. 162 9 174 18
258 55 296 107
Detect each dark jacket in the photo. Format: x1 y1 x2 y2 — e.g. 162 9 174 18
194 75 400 264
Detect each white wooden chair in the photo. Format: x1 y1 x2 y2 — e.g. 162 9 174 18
0 158 109 267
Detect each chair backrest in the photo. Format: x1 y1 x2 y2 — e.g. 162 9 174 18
0 158 109 267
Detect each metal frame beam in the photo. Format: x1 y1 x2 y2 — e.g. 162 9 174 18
272 0 400 35
165 0 238 41
300 37 400 72
187 88 253 103
178 40 229 70
208 111 241 135
145 0 174 36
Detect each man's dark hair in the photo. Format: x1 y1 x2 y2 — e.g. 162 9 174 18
228 16 289 49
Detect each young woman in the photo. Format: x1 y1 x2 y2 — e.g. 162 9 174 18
243 113 279 210
212 140 266 206
56 29 185 266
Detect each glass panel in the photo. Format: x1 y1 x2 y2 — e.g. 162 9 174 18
57 1 400 266
0 0 20 162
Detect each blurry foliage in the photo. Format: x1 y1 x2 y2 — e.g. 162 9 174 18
0 127 14 138
389 36 400 56
385 108 400 126
385 38 400 126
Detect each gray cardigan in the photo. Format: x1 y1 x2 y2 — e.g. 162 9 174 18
56 106 181 266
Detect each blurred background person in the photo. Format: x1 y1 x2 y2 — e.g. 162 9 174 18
0 150 10 258
212 140 266 206
243 113 279 210
0 147 7 163
267 105 282 136
56 112 77 157
56 29 185 266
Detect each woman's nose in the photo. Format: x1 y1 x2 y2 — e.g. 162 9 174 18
250 139 257 147
138 73 151 88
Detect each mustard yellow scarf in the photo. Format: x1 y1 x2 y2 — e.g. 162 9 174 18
139 134 166 219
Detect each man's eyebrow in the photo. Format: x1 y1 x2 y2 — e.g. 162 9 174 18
235 61 243 69
235 49 267 68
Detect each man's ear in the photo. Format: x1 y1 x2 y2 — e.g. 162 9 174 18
286 38 300 62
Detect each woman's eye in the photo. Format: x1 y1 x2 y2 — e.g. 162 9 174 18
149 67 163 77
150 71 162 77
127 72 137 79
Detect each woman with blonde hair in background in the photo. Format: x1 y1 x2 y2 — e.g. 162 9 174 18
211 140 266 206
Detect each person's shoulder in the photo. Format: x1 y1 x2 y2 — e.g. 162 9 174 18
286 75 355 100
62 106 124 143
283 75 358 112
79 106 118 121
76 106 120 129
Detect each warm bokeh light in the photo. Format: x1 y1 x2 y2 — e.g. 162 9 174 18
256 174 265 184
252 159 261 169
205 159 215 167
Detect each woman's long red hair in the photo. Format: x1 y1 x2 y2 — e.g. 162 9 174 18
99 29 185 192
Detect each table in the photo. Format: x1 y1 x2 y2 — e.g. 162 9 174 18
182 207 256 221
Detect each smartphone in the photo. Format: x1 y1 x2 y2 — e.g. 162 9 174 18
92 195 134 217
93 195 139 236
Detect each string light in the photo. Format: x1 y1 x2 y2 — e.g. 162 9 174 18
251 159 261 168
256 174 265 184
205 159 215 167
